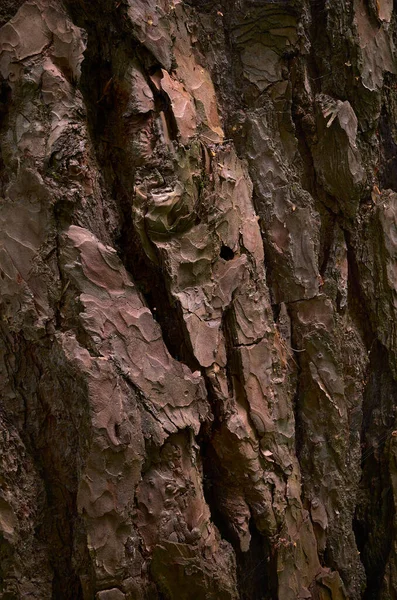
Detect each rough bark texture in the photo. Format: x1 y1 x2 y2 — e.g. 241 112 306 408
1 0 397 598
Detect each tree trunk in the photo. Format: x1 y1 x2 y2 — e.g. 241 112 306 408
1 1 397 598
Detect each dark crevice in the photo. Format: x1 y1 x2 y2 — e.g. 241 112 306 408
198 392 240 579
65 7 201 373
220 306 237 404
271 303 281 323
378 74 397 192
290 59 344 282
222 306 259 427
236 520 275 600
151 76 179 142
344 230 376 351
199 306 277 599
378 117 397 192
318 209 336 277
308 0 328 92
199 431 276 600
353 342 396 600
0 79 11 129
115 186 201 372
199 434 234 535
343 232 396 597
290 89 318 197
252 208 279 307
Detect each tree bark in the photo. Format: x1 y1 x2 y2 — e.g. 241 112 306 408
1 1 397 598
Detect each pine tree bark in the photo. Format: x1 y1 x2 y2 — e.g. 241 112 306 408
1 1 397 598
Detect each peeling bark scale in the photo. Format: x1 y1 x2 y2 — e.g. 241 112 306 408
1 0 397 598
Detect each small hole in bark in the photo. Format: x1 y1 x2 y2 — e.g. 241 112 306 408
220 245 234 261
